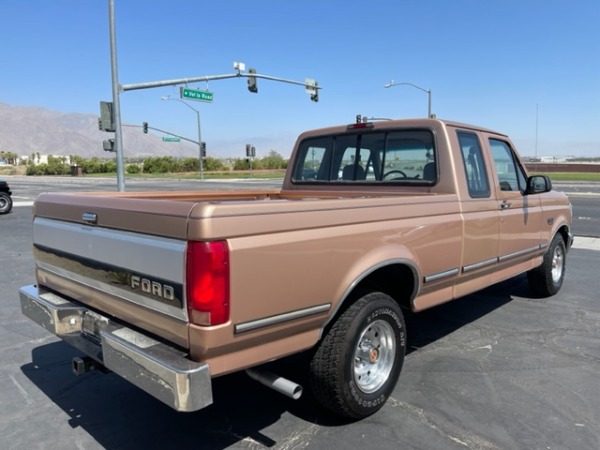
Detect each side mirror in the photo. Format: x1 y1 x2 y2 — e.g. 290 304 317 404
525 175 552 195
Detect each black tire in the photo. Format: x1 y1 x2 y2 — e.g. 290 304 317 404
528 233 566 296
0 192 12 215
309 291 406 419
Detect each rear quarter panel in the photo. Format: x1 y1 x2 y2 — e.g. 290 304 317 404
188 194 463 374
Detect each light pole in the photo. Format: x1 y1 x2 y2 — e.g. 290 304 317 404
161 95 204 179
384 80 432 118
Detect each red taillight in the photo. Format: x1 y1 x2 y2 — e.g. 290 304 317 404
186 241 230 326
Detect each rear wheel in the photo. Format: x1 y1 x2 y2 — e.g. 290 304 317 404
309 291 406 419
528 233 566 296
0 192 12 214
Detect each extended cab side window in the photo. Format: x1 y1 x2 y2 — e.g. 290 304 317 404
291 137 331 181
489 139 527 192
457 131 490 198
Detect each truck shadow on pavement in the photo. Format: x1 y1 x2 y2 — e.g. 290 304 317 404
402 274 532 355
21 275 533 449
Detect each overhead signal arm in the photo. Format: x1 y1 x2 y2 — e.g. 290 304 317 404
120 65 321 102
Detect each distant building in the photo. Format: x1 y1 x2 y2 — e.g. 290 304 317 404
539 156 568 163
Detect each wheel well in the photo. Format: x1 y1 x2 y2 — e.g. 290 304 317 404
351 263 416 311
318 263 416 346
557 225 570 247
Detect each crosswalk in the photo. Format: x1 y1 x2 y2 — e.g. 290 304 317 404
571 236 600 251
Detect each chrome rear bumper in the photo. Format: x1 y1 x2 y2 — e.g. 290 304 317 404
19 284 212 412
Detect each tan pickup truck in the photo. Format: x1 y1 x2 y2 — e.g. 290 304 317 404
20 118 573 419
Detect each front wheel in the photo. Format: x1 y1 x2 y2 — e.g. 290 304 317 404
309 292 406 419
0 192 12 215
528 233 566 296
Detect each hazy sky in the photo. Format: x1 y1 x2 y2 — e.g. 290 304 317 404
1 0 598 158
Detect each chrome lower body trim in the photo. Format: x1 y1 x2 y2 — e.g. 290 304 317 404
497 245 540 263
20 284 212 413
462 257 498 273
423 268 459 283
235 303 331 334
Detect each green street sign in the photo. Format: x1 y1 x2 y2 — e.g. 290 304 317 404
162 136 181 142
180 87 214 103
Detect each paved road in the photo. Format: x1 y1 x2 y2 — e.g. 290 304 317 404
1 177 599 450
6 176 600 239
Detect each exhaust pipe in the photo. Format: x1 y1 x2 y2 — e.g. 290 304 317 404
72 356 102 376
246 368 303 400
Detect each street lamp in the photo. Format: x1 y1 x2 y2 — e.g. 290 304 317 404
384 80 433 118
161 95 204 180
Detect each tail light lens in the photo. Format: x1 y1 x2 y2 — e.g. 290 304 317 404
186 241 230 326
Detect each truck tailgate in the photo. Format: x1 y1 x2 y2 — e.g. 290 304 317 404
31 192 197 348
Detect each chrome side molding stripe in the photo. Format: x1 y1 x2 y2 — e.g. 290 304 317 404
235 303 331 334
462 257 498 273
497 246 540 263
424 268 459 283
426 244 546 281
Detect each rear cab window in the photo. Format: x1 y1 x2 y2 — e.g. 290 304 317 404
291 128 437 185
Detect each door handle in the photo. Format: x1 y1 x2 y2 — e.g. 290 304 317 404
500 201 512 210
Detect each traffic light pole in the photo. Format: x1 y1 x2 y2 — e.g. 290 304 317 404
108 1 321 191
108 0 125 191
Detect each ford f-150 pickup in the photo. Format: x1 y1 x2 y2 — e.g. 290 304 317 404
20 117 573 419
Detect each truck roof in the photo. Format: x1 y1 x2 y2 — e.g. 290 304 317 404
296 117 509 139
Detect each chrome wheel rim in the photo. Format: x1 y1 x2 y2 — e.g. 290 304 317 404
353 320 395 394
552 244 564 284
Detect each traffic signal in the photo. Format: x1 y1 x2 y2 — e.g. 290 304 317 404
246 144 252 157
99 101 115 132
142 122 148 134
201 142 206 158
305 79 319 102
247 68 258 93
103 139 115 152
310 84 319 102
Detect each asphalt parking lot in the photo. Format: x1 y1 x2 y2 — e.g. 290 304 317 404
1 180 599 450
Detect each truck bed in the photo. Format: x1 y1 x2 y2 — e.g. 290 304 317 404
34 188 449 240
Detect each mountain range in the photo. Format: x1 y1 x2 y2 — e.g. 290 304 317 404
0 102 198 160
